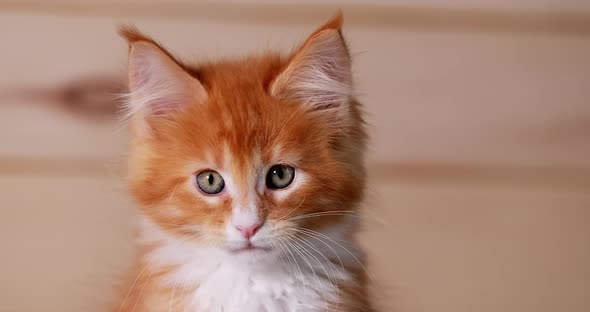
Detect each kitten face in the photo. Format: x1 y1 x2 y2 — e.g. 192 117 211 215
122 14 366 259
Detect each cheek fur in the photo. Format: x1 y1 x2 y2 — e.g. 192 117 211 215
131 168 233 237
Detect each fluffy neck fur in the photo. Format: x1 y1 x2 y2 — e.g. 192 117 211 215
126 215 365 312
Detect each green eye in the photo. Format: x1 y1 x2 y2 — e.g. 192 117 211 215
266 165 295 189
196 170 225 194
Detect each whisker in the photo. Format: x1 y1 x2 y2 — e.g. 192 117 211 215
282 236 312 288
277 196 306 221
296 227 376 285
131 270 153 312
291 235 339 284
285 236 330 310
168 180 182 201
293 228 346 278
286 210 357 222
276 237 304 295
118 261 152 312
290 234 342 308
270 239 300 293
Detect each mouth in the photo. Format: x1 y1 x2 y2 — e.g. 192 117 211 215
229 242 271 254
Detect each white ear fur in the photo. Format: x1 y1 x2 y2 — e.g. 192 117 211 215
123 41 206 121
270 27 352 120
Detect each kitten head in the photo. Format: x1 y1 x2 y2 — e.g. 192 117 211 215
121 13 366 259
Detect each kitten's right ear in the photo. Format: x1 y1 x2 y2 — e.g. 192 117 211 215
118 26 207 124
270 13 352 127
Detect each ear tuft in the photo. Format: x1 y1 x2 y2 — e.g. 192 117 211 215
118 24 151 44
270 12 352 122
316 10 344 32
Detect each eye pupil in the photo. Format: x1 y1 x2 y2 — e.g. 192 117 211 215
196 170 225 195
266 165 295 189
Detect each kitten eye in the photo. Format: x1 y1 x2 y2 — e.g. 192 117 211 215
266 165 295 189
196 170 225 195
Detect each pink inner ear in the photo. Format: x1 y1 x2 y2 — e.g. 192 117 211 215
129 66 149 91
126 41 207 119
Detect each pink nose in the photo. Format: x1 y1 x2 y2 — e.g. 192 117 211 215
234 223 262 240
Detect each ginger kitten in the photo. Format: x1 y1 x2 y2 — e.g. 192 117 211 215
117 13 372 312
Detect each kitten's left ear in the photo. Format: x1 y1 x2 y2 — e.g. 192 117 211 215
270 12 352 121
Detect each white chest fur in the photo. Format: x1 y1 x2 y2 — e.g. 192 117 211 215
139 217 360 312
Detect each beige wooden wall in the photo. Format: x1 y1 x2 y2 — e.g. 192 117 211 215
0 1 589 312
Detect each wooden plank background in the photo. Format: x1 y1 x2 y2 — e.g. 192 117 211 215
0 2 589 311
